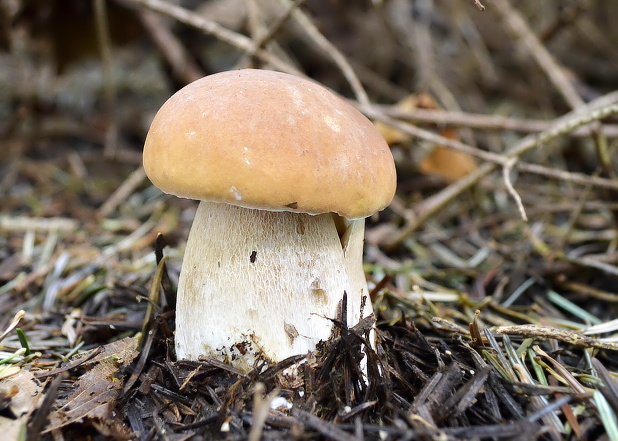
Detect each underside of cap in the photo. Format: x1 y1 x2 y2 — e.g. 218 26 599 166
143 69 396 219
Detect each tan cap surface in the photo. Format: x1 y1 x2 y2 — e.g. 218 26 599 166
143 69 396 219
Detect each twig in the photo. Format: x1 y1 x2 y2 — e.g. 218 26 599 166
383 97 618 249
539 1 590 42
515 163 618 191
495 0 611 179
363 104 618 191
351 62 409 101
249 383 280 441
492 0 583 109
238 0 292 69
138 9 204 84
373 104 618 138
531 103 618 147
34 346 105 379
246 0 261 44
277 0 369 106
93 0 119 158
0 215 79 232
121 0 301 76
388 0 435 92
291 407 358 441
251 0 305 52
557 182 594 251
565 255 618 278
495 325 618 351
502 157 527 221
363 106 509 166
472 0 485 11
98 166 147 218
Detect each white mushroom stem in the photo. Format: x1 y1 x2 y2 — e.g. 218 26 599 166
340 217 370 319
175 201 373 371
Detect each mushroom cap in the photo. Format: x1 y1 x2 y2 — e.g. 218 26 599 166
143 69 396 219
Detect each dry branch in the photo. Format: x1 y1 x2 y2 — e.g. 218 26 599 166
495 325 618 351
384 96 618 248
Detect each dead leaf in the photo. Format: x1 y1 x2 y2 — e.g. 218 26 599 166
418 129 478 181
374 93 477 182
44 336 139 433
84 335 140 366
0 365 20 380
375 94 422 145
0 369 43 440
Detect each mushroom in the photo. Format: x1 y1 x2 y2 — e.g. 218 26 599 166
143 69 396 372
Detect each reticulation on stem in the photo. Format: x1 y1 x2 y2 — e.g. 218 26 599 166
175 201 372 371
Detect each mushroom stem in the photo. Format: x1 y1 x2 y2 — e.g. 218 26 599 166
340 217 370 320
175 201 373 371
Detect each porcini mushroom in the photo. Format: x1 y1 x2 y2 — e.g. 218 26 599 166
143 69 396 372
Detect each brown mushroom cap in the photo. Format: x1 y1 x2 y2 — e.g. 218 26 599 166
143 69 396 219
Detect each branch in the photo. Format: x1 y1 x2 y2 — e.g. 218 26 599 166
381 95 618 249
120 0 301 76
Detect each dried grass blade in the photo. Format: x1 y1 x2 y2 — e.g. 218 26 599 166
594 390 618 441
0 310 25 343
